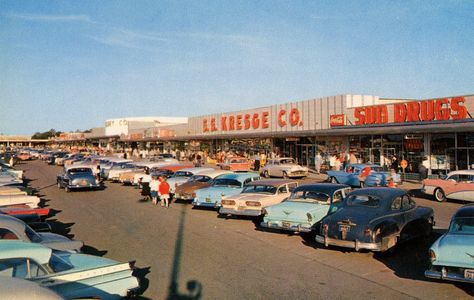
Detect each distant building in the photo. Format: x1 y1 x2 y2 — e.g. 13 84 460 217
104 117 188 137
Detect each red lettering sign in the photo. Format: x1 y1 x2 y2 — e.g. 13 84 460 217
203 119 209 132
278 109 286 127
262 112 269 128
252 113 260 129
451 97 467 119
229 116 235 130
244 114 251 129
354 106 388 125
330 114 346 127
290 108 300 126
221 116 227 131
236 115 243 130
210 117 217 131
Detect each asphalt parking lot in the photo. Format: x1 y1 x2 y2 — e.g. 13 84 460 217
17 160 474 299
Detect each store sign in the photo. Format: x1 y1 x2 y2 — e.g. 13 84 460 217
202 108 303 133
354 97 468 125
330 114 346 127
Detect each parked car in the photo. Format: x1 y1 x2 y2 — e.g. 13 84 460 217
219 157 252 172
0 240 141 299
0 163 23 179
0 277 64 300
0 172 23 187
422 170 474 202
0 186 27 196
261 183 351 233
316 188 434 252
167 167 215 194
219 179 298 217
107 163 144 182
57 166 100 192
425 204 474 283
17 152 32 161
0 215 83 252
192 172 260 208
0 205 50 218
99 159 133 180
0 194 40 208
260 158 308 179
326 164 393 187
174 170 232 201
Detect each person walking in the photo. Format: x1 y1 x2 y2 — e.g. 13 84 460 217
253 153 261 171
314 152 322 174
150 175 161 205
159 176 171 208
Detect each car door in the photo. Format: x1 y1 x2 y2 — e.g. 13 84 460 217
454 174 474 201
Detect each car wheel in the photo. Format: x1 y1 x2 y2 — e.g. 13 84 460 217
434 188 447 202
282 171 288 179
330 177 338 184
263 170 270 178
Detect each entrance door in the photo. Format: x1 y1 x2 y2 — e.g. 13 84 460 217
296 144 314 168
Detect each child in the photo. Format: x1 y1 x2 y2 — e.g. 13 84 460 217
150 175 160 205
159 176 171 208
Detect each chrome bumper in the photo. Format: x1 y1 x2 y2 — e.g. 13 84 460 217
315 235 381 251
219 207 262 217
175 193 194 200
260 221 312 233
192 201 220 208
425 268 474 284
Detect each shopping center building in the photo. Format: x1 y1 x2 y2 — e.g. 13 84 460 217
53 93 474 176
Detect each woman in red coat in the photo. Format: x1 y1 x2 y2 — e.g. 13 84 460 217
159 176 171 208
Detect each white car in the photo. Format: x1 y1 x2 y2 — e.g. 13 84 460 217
260 158 309 179
167 167 215 194
0 194 40 208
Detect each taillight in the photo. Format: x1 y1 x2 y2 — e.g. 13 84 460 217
245 201 261 207
429 249 436 262
221 200 236 206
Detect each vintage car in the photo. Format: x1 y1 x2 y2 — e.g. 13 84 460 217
260 158 308 179
0 240 140 299
425 204 474 283
0 205 50 218
422 170 474 202
316 188 434 252
131 161 188 185
107 162 145 182
261 184 351 233
219 179 298 217
0 164 23 179
174 170 232 201
0 194 40 208
219 157 252 172
57 166 100 192
0 172 23 187
0 277 64 300
0 186 27 196
192 172 260 208
16 152 32 161
99 159 133 180
167 167 214 194
326 164 393 187
0 215 83 252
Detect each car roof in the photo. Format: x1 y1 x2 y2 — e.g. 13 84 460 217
294 183 350 194
0 214 26 231
0 240 51 264
247 179 297 187
65 166 93 171
175 167 215 173
347 187 406 200
454 204 474 218
192 170 232 178
447 170 474 176
215 172 259 181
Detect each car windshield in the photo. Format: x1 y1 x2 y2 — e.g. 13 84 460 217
25 226 42 243
287 190 330 203
242 185 277 194
123 164 135 168
174 171 192 177
213 178 241 187
449 217 474 234
68 168 93 175
280 159 296 164
190 175 211 182
49 253 74 273
346 195 380 207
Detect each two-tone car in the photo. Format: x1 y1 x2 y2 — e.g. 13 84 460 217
260 158 308 179
219 179 298 217
316 188 434 252
422 170 474 202
327 164 394 187
0 240 141 299
167 167 214 195
192 172 260 209
174 170 232 201
260 184 351 233
219 157 252 172
425 204 474 284
57 166 100 192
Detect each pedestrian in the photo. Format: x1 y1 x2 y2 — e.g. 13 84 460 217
96 165 101 182
253 153 261 171
329 154 336 170
150 175 161 205
314 152 322 174
391 155 399 172
159 176 171 208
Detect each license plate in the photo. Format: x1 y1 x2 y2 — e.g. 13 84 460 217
339 224 351 232
282 222 290 228
205 197 211 203
465 269 474 280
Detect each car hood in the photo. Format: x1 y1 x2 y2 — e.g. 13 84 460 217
176 182 211 194
266 201 331 223
39 232 84 252
431 233 474 268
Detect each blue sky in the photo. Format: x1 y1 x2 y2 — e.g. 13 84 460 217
1 1 473 135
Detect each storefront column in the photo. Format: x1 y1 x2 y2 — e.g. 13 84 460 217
424 133 432 175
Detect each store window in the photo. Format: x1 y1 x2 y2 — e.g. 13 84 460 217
431 134 455 172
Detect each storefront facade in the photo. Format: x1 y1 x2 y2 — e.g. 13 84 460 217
167 94 474 175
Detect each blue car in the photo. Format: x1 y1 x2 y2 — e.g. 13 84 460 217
192 172 260 209
327 164 391 187
0 240 140 299
260 183 352 233
425 204 474 284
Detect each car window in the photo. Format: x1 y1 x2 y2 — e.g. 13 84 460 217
243 178 253 185
342 188 352 196
447 175 459 182
346 195 380 207
458 174 472 182
0 228 19 240
289 190 329 203
391 197 402 210
213 179 241 187
49 253 73 273
278 185 288 194
449 217 474 234
0 258 46 278
401 195 414 210
242 185 277 194
25 226 42 243
332 191 343 203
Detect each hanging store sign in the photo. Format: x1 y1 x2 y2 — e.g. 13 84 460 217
354 97 468 125
330 114 346 127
